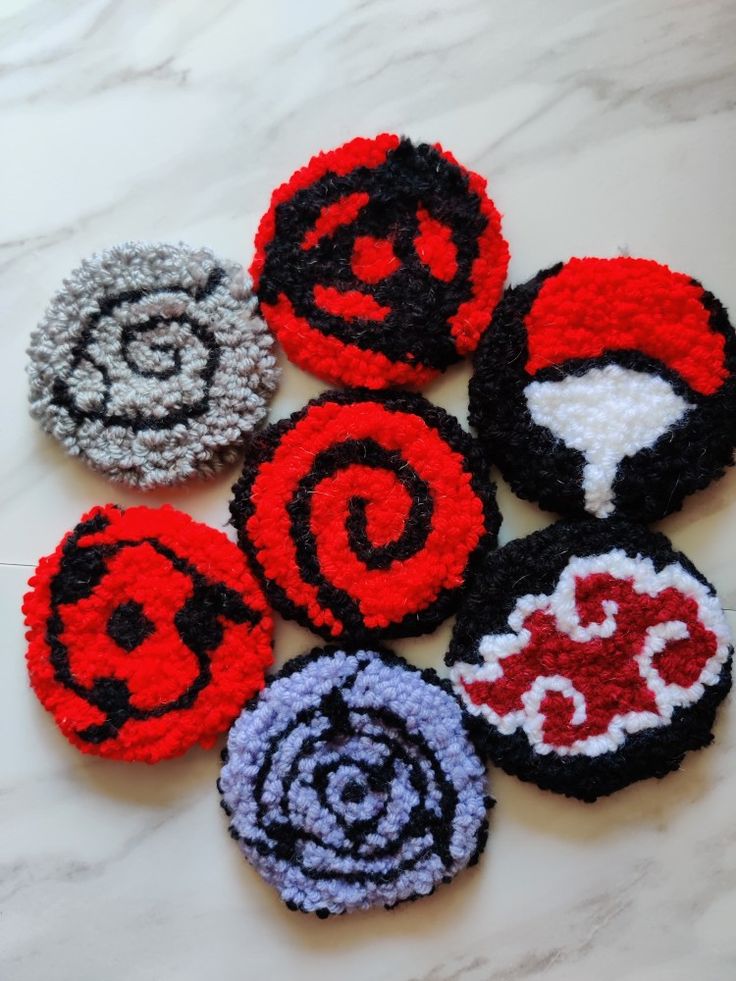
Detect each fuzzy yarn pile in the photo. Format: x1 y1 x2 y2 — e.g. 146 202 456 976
23 504 273 762
27 242 279 488
447 519 733 801
252 134 509 389
230 388 498 641
470 256 736 522
219 646 491 916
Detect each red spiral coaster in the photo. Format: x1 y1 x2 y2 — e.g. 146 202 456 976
23 504 273 762
230 390 498 640
251 134 509 389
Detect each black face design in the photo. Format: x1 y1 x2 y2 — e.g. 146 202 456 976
259 138 491 369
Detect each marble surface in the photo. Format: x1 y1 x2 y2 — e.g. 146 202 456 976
2 1 735 978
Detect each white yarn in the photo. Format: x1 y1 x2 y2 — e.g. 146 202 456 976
525 364 690 517
451 549 731 757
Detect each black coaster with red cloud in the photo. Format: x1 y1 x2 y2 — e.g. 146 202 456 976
230 389 499 642
447 519 732 801
251 134 509 389
470 257 736 523
23 504 273 763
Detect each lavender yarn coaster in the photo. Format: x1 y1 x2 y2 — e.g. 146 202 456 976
218 647 491 917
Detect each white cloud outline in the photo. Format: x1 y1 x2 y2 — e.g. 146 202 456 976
451 550 731 758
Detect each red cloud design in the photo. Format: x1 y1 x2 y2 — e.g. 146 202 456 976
455 557 726 755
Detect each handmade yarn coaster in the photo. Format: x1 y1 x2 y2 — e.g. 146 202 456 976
230 389 498 641
251 133 509 389
470 256 736 522
219 646 491 916
27 242 279 489
447 519 732 801
23 504 273 762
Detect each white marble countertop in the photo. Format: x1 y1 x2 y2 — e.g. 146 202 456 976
2 1 735 978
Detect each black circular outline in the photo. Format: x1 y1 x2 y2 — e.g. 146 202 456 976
230 388 500 642
219 645 493 916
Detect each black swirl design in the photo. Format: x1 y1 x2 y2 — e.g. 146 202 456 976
27 242 279 487
230 389 497 641
51 267 224 432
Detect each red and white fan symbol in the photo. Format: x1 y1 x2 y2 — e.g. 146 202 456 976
470 256 736 522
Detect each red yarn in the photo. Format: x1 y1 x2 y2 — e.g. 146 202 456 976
414 207 458 282
442 151 509 356
251 134 509 388
462 572 718 749
23 504 273 763
243 398 487 638
525 257 727 395
313 284 390 322
351 235 401 284
301 192 370 251
261 293 436 389
251 134 400 290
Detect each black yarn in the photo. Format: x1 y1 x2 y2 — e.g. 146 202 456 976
469 266 736 523
47 508 262 745
230 388 500 643
219 645 493 915
447 519 733 802
258 138 490 371
51 267 225 433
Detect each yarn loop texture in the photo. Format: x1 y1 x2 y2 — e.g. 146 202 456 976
230 388 498 641
252 134 509 389
447 519 732 801
27 241 279 488
470 256 736 522
219 646 491 915
23 504 273 762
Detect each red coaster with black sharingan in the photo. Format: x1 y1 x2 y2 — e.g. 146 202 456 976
470 257 736 523
230 389 499 642
251 133 509 389
447 519 733 802
23 504 273 763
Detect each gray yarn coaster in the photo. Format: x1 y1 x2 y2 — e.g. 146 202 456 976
27 242 280 488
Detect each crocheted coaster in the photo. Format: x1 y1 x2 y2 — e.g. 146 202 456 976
23 504 273 762
470 257 736 522
251 134 509 389
27 242 279 489
447 519 733 801
230 389 498 641
219 647 491 916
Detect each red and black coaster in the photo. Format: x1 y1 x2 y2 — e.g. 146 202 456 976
230 389 498 641
470 257 736 522
251 134 509 389
23 504 273 762
447 519 732 801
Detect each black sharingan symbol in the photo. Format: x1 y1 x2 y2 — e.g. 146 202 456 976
107 601 155 652
46 512 263 745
